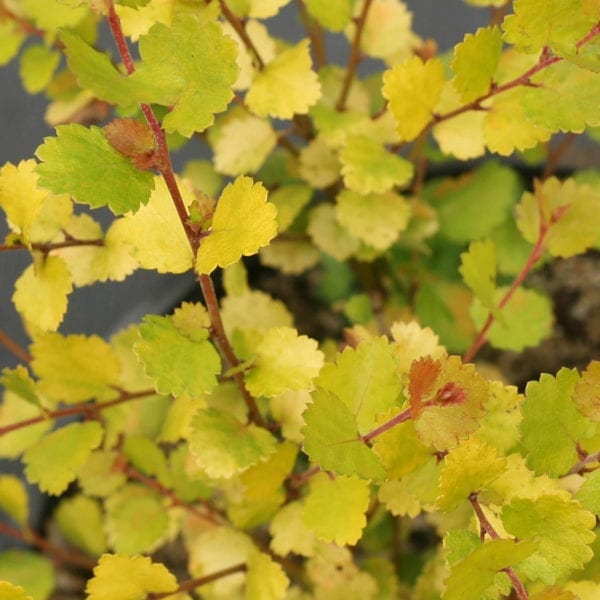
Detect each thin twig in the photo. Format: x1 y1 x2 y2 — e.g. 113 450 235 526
149 564 247 599
336 0 374 111
123 464 226 526
296 0 327 69
0 328 32 363
0 238 104 253
0 521 96 570
0 389 155 437
106 1 265 424
469 494 529 600
361 406 411 444
218 0 264 69
542 132 577 180
462 200 569 363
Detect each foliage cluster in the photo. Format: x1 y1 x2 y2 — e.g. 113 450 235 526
1 0 600 598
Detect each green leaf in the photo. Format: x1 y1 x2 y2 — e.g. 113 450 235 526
521 368 595 476
19 44 60 94
427 161 522 243
61 30 158 108
0 475 28 527
55 495 107 556
502 495 596 584
308 203 360 260
123 434 172 487
382 56 445 141
436 438 506 511
316 336 403 433
12 256 73 332
443 539 537 600
516 177 600 258
24 422 103 496
195 175 278 274
246 549 290 600
502 0 596 55
189 407 277 478
0 392 50 459
31 332 121 404
134 315 221 397
339 135 414 194
459 239 497 312
470 287 554 352
522 62 600 134
129 16 238 136
76 450 127 498
86 554 177 600
576 468 600 516
22 0 87 31
105 484 171 554
303 473 371 545
573 360 600 420
246 40 321 118
298 137 341 189
0 550 54 600
35 124 155 215
0 22 25 66
302 389 386 480
260 239 321 275
213 113 277 176
245 327 324 397
268 184 312 232
452 27 502 102
335 189 410 251
305 0 353 31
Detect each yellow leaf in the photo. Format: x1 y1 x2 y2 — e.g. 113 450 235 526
196 176 277 274
110 175 194 274
382 56 445 141
246 40 321 118
12 256 73 332
0 159 48 247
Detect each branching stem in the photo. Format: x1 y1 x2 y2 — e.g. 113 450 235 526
336 0 374 111
0 521 96 570
0 389 154 437
361 406 411 444
123 463 226 525
106 1 264 424
219 0 264 69
0 238 104 253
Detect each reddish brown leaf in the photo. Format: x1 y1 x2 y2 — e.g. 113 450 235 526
409 356 442 419
104 118 157 170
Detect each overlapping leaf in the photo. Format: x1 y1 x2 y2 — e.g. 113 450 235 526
35 124 155 215
196 176 277 274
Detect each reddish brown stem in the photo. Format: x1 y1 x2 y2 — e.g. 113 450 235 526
296 0 327 69
542 132 577 180
0 521 96 570
420 25 600 140
123 464 226 525
469 494 529 600
106 2 264 424
218 0 264 69
198 274 265 426
0 389 155 437
0 328 32 363
336 0 374 111
149 564 247 599
0 238 104 253
361 406 411 444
